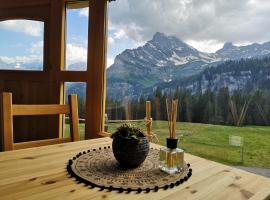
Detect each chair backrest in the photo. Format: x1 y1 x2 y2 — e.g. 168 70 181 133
1 92 80 151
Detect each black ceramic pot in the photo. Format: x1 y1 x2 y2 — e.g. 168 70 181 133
112 136 149 168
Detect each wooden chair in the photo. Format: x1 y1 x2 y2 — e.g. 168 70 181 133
1 92 80 151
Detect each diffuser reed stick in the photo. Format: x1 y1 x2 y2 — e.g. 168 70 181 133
166 99 178 139
173 99 178 138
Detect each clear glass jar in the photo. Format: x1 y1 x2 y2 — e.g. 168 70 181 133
159 146 184 174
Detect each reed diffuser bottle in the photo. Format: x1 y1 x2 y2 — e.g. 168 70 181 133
159 99 184 174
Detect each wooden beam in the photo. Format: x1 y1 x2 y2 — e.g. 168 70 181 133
85 0 107 139
49 0 66 139
68 94 80 141
98 131 111 137
0 3 50 23
0 71 50 82
56 71 88 82
66 0 89 9
1 93 14 151
12 105 70 116
0 0 50 9
146 101 152 139
13 138 71 150
102 0 108 135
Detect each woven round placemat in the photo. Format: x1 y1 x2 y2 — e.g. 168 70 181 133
67 146 192 193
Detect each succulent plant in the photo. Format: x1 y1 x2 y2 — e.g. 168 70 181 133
111 123 146 143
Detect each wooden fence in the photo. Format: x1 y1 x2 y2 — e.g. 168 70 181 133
66 101 159 142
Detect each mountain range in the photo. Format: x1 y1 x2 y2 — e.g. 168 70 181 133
107 32 270 99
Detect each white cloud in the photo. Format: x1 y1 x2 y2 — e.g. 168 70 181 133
108 0 270 52
114 29 127 39
108 20 116 31
0 20 43 37
0 42 87 68
107 58 114 68
78 8 89 17
29 41 44 54
186 40 224 53
66 43 114 68
0 41 44 64
0 55 42 64
110 22 144 42
0 40 44 66
66 43 87 66
108 37 115 45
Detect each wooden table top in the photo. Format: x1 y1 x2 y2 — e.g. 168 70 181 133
0 137 269 200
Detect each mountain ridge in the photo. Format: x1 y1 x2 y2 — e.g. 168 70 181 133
146 57 270 96
106 32 270 99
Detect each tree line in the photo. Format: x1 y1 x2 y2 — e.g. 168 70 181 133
105 87 270 126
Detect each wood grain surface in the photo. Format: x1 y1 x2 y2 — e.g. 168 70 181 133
0 138 269 200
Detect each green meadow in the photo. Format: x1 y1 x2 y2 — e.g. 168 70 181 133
66 121 270 168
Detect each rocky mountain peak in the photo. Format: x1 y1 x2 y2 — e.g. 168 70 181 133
150 32 187 50
152 32 167 42
222 42 235 49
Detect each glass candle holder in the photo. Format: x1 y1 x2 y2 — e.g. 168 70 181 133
159 138 184 174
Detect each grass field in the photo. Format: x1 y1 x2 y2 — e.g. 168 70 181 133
65 121 270 168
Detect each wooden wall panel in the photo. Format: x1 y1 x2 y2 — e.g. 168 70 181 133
0 0 50 9
0 5 50 21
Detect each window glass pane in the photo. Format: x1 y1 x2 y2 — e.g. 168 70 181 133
64 82 86 139
106 0 270 169
0 19 44 70
65 4 88 71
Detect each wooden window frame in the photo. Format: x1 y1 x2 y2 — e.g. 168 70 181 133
0 0 108 145
61 0 108 139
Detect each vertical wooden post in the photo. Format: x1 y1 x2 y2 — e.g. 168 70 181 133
68 94 80 141
2 93 14 151
51 0 66 139
146 101 152 140
85 0 108 139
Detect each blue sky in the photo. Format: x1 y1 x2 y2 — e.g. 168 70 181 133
0 20 44 68
1 0 270 69
68 6 143 68
0 25 42 57
65 7 141 68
